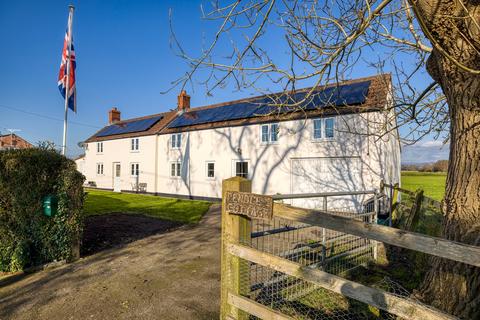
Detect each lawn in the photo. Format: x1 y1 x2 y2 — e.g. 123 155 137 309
83 189 212 223
401 171 447 201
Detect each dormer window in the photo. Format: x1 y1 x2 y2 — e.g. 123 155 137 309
171 133 182 149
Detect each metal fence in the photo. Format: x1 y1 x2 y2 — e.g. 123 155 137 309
239 191 380 319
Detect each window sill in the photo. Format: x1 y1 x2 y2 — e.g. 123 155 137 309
260 141 280 145
311 138 335 143
130 150 140 153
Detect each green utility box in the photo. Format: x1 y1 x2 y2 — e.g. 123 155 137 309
42 195 58 217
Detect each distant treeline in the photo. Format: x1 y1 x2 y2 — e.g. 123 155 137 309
402 160 448 172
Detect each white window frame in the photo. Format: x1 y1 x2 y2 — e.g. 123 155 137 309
170 161 181 178
206 161 215 179
96 142 104 153
312 117 335 141
171 133 182 149
96 163 104 175
260 123 279 144
232 160 250 179
130 163 139 177
131 138 139 152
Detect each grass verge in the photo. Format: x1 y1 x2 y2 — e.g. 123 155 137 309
83 188 212 223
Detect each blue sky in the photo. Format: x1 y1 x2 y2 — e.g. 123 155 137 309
0 0 449 162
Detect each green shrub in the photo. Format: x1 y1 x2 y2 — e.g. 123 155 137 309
0 147 85 272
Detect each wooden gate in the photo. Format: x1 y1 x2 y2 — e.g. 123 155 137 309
220 177 480 320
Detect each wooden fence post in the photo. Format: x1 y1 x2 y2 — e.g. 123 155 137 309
221 177 252 320
404 189 424 231
391 183 399 224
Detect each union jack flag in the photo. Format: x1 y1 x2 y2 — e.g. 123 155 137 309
58 10 76 112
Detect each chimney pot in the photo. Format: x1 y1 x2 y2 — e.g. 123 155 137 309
108 107 121 124
177 90 191 112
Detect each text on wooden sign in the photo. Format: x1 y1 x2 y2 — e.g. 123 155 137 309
225 191 273 220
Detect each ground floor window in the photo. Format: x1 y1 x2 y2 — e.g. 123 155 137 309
235 161 249 178
170 162 181 177
206 162 215 178
96 163 104 175
131 163 139 176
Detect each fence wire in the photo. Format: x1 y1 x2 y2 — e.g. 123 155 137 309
234 194 386 319
231 256 416 320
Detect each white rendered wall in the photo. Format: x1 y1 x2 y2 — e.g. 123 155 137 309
82 110 400 201
83 135 157 192
156 110 400 200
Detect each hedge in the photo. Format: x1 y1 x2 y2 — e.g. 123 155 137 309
0 147 85 272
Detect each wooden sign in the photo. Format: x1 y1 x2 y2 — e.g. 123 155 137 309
225 191 273 220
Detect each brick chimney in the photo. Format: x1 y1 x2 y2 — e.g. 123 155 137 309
177 90 190 112
108 107 121 124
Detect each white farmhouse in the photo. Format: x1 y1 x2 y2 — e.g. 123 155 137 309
82 74 400 207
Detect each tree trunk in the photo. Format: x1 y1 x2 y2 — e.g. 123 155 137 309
414 19 480 320
410 1 480 317
417 68 480 318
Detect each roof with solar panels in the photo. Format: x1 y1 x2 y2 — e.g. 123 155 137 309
85 110 178 142
86 74 390 141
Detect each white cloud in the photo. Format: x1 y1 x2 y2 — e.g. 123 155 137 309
418 140 447 148
402 139 449 164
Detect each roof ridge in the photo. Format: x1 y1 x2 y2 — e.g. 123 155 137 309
105 111 167 126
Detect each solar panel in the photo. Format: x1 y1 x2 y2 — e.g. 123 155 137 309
96 115 163 137
168 81 370 129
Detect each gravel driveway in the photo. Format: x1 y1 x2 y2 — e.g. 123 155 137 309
0 204 221 320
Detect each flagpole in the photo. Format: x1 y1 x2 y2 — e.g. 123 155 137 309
62 4 74 156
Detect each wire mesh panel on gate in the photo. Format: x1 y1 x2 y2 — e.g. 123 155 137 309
240 203 378 320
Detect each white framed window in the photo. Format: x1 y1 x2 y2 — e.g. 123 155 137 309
170 161 181 177
131 163 139 176
96 163 104 175
97 142 103 153
313 119 322 139
260 123 279 144
171 133 182 149
206 162 215 179
131 138 139 151
235 161 249 179
325 118 335 138
312 117 335 140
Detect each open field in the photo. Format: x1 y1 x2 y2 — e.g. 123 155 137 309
401 171 446 201
83 188 212 223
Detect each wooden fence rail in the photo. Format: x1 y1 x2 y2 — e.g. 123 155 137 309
273 202 480 267
228 243 455 320
220 177 475 320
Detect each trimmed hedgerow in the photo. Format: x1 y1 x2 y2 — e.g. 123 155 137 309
0 146 85 272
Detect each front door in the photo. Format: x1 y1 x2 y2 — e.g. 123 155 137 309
113 163 121 192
